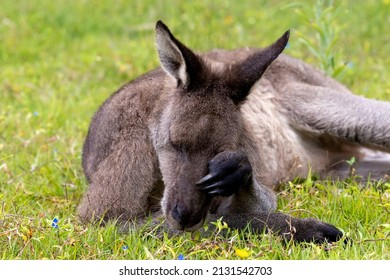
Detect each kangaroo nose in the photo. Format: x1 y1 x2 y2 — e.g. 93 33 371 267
171 204 201 230
170 203 205 231
171 204 184 227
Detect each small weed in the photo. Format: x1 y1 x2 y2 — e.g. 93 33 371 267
291 0 350 78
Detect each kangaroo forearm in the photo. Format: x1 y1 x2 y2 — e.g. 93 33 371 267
208 212 342 243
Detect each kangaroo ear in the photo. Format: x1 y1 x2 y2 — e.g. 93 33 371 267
155 20 204 89
229 30 290 103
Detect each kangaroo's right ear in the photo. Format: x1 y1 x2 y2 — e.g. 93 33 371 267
155 20 204 89
228 30 290 104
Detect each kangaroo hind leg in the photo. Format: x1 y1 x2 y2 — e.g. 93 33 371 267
328 149 390 181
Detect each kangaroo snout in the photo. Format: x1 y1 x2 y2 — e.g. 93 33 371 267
165 198 209 231
170 203 206 231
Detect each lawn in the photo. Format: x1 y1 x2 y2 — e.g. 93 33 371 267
1 0 389 260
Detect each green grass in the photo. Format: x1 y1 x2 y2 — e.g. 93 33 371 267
1 0 389 260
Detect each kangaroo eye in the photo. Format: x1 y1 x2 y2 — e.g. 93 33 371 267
170 140 183 151
168 133 187 152
168 120 213 153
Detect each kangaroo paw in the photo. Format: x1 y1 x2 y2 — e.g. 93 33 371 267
196 150 252 197
290 218 343 243
211 212 343 244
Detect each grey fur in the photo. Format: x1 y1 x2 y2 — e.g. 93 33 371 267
77 21 390 243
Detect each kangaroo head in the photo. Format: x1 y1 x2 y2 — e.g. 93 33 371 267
153 21 289 231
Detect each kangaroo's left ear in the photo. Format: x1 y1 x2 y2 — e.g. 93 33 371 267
155 20 205 89
228 30 290 103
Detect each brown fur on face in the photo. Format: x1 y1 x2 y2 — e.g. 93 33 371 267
153 85 244 230
150 20 288 230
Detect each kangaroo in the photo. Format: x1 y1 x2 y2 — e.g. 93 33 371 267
77 21 390 243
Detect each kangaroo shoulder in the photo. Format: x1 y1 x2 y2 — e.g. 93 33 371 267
82 69 165 178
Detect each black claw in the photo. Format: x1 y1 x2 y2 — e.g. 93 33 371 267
196 173 217 188
198 180 222 192
196 150 252 197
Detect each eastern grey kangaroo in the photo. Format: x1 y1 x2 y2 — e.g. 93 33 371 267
78 21 390 243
